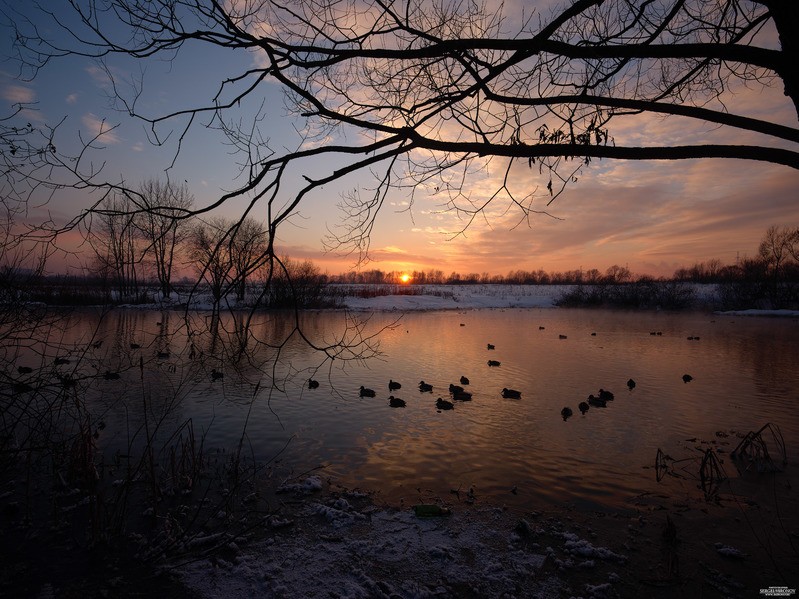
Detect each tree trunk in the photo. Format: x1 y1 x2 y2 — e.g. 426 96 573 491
767 0 799 119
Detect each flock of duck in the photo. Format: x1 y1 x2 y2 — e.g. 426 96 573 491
305 335 696 420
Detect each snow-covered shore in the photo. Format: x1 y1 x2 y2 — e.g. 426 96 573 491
334 284 569 311
173 474 783 599
332 284 799 316
136 283 799 316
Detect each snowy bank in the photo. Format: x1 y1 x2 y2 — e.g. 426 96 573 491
714 308 799 318
335 284 570 311
173 479 634 599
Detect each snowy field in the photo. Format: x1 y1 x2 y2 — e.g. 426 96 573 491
334 284 568 311
148 283 799 316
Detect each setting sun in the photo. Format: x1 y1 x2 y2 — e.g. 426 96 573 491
399 273 411 283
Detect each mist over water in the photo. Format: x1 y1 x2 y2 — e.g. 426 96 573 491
36 307 799 514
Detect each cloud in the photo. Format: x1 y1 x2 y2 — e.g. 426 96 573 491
65 93 78 104
85 64 114 89
2 84 36 104
81 113 121 144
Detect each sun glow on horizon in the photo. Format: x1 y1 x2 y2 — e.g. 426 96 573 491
399 273 411 283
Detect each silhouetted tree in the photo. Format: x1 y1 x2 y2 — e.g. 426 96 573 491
135 179 194 299
187 216 270 310
5 0 798 265
758 224 799 305
89 194 142 301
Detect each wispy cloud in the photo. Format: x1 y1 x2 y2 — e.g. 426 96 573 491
81 113 121 144
2 84 36 104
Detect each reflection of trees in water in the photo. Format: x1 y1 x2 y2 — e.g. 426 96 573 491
174 309 395 394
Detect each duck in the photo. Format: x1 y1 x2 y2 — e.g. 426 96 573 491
627 378 636 391
389 379 402 391
452 389 472 401
308 379 320 389
16 366 33 374
682 374 693 383
487 360 501 367
459 375 470 385
502 388 521 399
54 357 70 365
598 388 614 401
587 394 606 407
436 397 454 411
578 401 590 414
103 371 121 380
388 396 406 408
211 369 224 381
561 407 573 421
359 386 376 398
487 343 495 350
559 334 568 339
449 383 464 394
418 380 433 392
130 343 141 350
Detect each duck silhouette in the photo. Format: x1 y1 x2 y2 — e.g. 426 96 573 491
388 396 406 408
578 401 590 414
502 388 521 399
389 379 402 391
598 389 614 401
308 379 319 389
459 375 470 385
487 343 495 350
211 369 224 381
627 378 636 391
561 407 573 421
452 389 472 401
682 374 693 383
418 381 433 392
360 386 376 397
436 397 454 411
487 360 501 367
587 394 607 407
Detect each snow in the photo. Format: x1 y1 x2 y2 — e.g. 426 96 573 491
131 283 799 315
172 477 635 599
337 285 568 311
714 308 799 318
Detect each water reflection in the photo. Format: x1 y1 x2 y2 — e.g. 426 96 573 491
17 307 799 512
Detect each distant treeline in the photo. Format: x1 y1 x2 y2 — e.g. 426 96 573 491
3 225 797 310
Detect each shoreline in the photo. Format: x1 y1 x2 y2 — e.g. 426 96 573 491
171 471 798 599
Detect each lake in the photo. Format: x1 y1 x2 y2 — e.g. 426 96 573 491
14 305 799 514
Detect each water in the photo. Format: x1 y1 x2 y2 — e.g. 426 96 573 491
12 307 799 513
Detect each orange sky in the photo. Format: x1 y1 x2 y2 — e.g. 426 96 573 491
4 3 798 280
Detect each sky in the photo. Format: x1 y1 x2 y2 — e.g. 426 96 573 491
2 1 798 279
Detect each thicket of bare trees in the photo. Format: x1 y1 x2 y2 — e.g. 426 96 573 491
185 216 270 311
135 179 194 299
